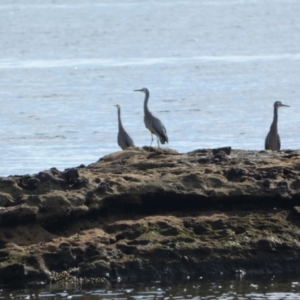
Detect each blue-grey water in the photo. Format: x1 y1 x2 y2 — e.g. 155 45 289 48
2 277 300 299
0 0 300 176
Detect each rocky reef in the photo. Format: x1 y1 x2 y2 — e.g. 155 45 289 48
1 146 300 285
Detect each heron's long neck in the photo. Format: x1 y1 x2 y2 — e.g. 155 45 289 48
271 106 278 132
117 108 124 131
143 90 150 115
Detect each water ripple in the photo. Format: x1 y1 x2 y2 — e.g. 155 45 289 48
1 54 300 69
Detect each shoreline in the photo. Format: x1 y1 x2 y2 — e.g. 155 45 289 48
0 146 300 284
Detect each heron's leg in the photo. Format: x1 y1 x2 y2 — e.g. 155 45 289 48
157 137 160 148
150 134 154 147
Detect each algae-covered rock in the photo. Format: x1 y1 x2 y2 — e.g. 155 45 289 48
0 205 38 226
0 148 300 284
0 192 14 207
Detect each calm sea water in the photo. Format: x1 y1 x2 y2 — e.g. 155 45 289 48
0 0 300 176
2 277 300 299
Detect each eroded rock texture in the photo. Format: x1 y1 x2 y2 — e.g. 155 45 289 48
1 147 300 284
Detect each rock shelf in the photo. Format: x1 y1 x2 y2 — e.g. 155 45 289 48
1 147 300 284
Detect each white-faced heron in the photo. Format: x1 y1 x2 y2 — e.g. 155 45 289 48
265 101 289 151
134 87 168 147
114 104 135 150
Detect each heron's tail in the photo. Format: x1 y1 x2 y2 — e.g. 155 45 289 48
159 135 168 144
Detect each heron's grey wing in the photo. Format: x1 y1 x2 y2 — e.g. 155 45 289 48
265 132 270 150
151 115 168 143
277 133 281 150
117 132 126 150
124 131 135 147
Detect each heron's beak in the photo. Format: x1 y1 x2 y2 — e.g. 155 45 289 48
280 104 290 107
134 89 142 92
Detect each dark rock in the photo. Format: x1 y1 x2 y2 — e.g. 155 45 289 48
85 191 96 206
0 250 9 262
193 224 209 235
0 205 38 226
234 226 246 234
0 193 14 207
36 170 57 183
291 179 300 190
266 169 278 179
38 204 50 213
27 178 40 190
50 168 60 175
86 191 95 200
117 243 138 255
77 164 86 168
256 239 277 252
24 266 48 283
13 195 26 206
51 167 87 189
17 176 41 191
84 244 101 258
59 242 70 249
72 177 88 189
0 240 6 249
78 261 110 279
25 256 40 268
160 227 179 236
198 158 210 164
263 179 272 188
0 263 24 284
127 239 150 246
63 168 79 182
0 178 16 186
109 237 116 244
94 177 101 184
213 152 228 162
72 247 85 264
43 248 76 271
27 195 42 205
292 206 300 215
188 149 210 155
283 168 297 178
226 168 247 181
17 176 30 189
253 173 262 180
109 266 120 283
277 181 288 189
212 147 232 155
142 146 157 153
115 226 146 241
94 180 110 193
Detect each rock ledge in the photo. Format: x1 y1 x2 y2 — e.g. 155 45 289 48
1 147 300 284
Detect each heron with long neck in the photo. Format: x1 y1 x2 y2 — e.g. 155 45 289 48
265 101 289 151
134 87 168 147
114 104 135 150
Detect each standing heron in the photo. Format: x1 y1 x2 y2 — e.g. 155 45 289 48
114 104 135 150
134 87 168 147
265 101 289 151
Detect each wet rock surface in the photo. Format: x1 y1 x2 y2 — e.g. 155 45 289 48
1 147 300 284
